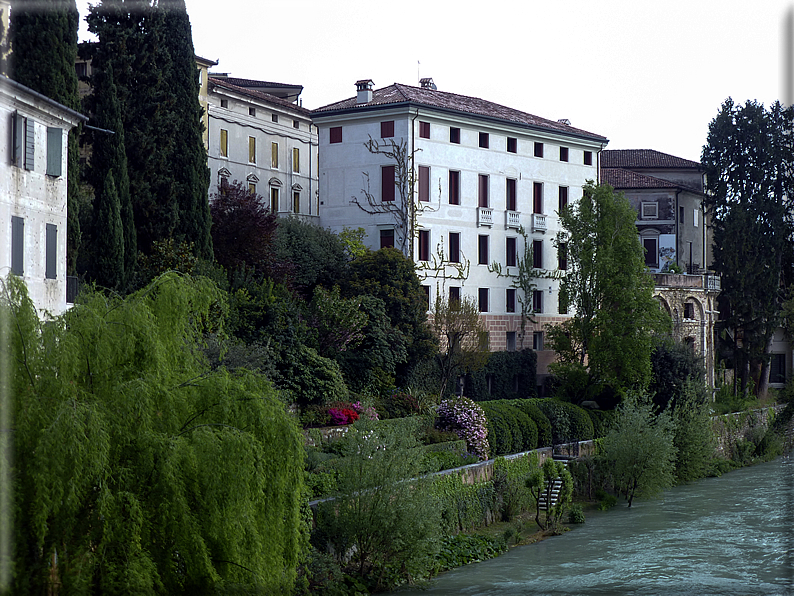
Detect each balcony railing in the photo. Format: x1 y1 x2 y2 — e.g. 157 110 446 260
653 272 722 292
532 213 547 233
478 207 493 227
506 210 520 229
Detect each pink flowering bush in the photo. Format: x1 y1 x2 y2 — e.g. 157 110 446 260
328 407 359 425
436 397 490 461
352 401 379 421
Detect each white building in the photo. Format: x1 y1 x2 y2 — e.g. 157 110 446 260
206 75 319 220
313 79 608 377
0 75 84 316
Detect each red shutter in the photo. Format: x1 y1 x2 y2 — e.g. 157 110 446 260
449 232 460 263
533 182 543 213
381 121 394 138
506 178 516 211
419 230 430 261
449 170 460 205
419 121 430 138
479 175 489 207
330 126 342 143
419 166 430 201
558 186 568 211
382 165 395 201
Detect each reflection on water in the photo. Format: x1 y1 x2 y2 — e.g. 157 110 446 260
389 456 794 595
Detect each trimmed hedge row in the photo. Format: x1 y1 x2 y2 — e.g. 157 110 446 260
527 398 594 445
480 402 538 456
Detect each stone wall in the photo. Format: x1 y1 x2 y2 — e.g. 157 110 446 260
711 405 786 458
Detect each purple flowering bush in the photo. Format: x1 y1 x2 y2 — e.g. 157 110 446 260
352 401 379 421
436 397 490 461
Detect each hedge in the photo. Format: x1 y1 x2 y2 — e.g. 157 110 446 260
507 399 553 447
527 399 594 444
480 402 538 456
463 349 537 401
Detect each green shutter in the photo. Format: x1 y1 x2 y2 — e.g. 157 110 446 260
12 113 23 166
46 128 63 177
11 216 24 275
46 224 58 279
24 118 35 171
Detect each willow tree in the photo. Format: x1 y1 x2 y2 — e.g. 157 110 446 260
3 273 305 594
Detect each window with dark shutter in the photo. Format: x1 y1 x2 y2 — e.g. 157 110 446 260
558 243 568 270
533 240 543 269
330 126 342 143
533 182 543 213
418 165 430 201
506 178 517 211
418 230 430 261
381 120 394 138
534 142 543 158
478 174 489 207
532 290 542 313
506 288 516 313
479 132 489 148
11 216 24 275
449 170 460 205
560 147 569 162
419 121 430 138
25 118 35 171
46 223 57 279
449 286 461 306
507 137 517 153
584 151 593 165
478 288 489 312
506 237 517 267
449 232 460 263
478 235 489 265
382 165 395 201
12 113 24 166
558 186 568 212
449 127 460 144
380 228 395 249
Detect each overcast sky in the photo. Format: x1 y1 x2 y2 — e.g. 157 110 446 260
78 0 793 163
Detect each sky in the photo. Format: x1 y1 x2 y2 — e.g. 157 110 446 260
76 0 794 164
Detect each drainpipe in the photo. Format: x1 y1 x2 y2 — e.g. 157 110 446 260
596 142 606 185
409 107 419 260
674 189 681 270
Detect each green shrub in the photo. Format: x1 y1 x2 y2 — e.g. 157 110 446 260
433 534 508 572
493 453 539 521
529 399 594 444
509 399 552 447
586 408 618 439
423 427 461 444
567 503 585 524
480 403 514 456
464 349 538 401
595 489 618 510
432 474 497 535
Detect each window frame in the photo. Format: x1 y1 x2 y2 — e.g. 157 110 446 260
479 132 489 148
11 216 24 275
271 142 279 168
558 186 568 212
248 136 256 163
506 237 517 267
449 127 461 144
478 288 489 313
478 234 489 265
449 170 460 205
507 137 517 153
534 142 544 158
533 182 543 214
506 288 516 313
533 239 543 269
380 228 395 249
584 151 593 165
449 232 461 263
219 129 228 158
418 165 430 202
506 178 517 211
532 290 543 313
381 120 395 138
292 147 300 173
478 174 489 208
559 146 569 162
418 230 430 262
382 165 396 202
419 121 430 139
329 126 343 144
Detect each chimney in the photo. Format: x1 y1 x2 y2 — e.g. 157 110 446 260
356 79 374 104
419 77 437 90
557 118 571 126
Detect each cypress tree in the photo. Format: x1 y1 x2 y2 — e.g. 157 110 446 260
91 170 125 290
9 0 83 273
161 0 212 260
86 60 135 290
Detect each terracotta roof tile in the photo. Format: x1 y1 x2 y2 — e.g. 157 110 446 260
601 149 700 169
602 168 680 190
214 77 302 90
313 83 607 142
208 78 312 116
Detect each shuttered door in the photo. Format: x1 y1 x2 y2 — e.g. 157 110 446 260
47 128 63 176
25 118 35 171
11 217 24 275
46 224 57 279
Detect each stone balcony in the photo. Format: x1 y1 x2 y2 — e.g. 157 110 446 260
532 213 547 233
653 272 721 292
506 210 521 229
478 207 493 227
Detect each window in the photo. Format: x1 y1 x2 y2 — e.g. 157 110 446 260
558 243 568 270
421 285 430 310
248 183 256 195
770 353 787 384
449 170 460 205
271 142 279 168
418 230 430 262
694 209 699 227
683 302 695 320
11 216 23 275
506 331 517 352
450 127 460 144
478 288 489 312
220 99 228 108
679 206 685 224
533 240 543 269
249 107 256 117
478 174 489 207
449 232 460 263
641 202 658 219
248 136 256 163
380 228 395 249
381 120 394 138
449 286 461 305
533 182 543 214
219 129 228 158
559 186 568 212
560 146 569 162
532 290 543 313
330 126 342 144
506 237 517 267
272 114 278 123
419 121 430 138
479 132 489 148
293 191 300 213
534 142 544 158
25 117 34 169
46 127 62 176
293 147 300 172
270 187 279 213
293 120 300 129
478 235 489 265
382 165 395 202
506 178 517 211
418 165 430 202
533 331 544 351
558 292 568 315
11 114 23 167
506 288 516 313
643 237 658 267
584 151 593 165
507 137 517 153
46 223 57 279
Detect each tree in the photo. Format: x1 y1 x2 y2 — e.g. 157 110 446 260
649 336 707 412
10 0 83 273
209 181 278 275
89 171 125 290
701 98 794 396
526 458 573 532
431 294 489 398
602 394 677 506
548 182 669 398
3 273 306 594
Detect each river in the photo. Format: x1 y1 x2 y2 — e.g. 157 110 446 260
391 455 794 595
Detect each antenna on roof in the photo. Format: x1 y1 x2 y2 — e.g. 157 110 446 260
417 60 420 85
